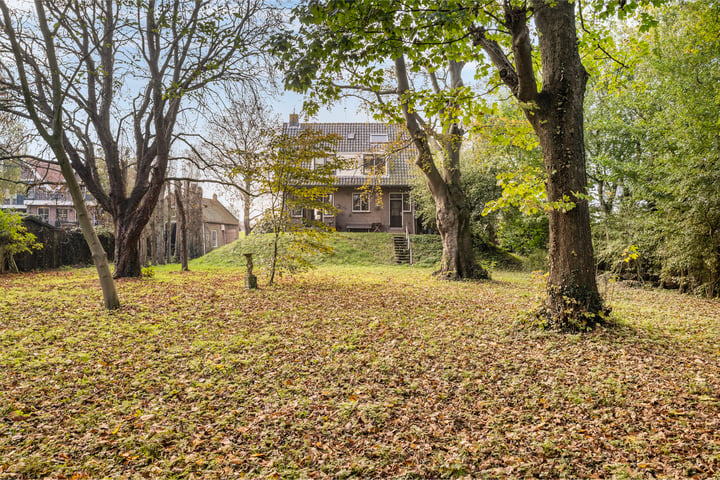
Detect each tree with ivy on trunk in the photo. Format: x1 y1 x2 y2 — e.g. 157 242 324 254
469 0 604 328
0 0 278 278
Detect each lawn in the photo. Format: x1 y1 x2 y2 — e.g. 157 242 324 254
1 265 719 479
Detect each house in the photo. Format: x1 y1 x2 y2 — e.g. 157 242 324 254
0 160 100 227
201 193 240 253
150 184 240 261
283 115 419 233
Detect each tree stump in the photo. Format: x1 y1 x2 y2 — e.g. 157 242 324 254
244 253 257 290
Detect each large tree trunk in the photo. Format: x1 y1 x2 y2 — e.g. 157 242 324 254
434 183 485 279
531 0 604 328
394 55 488 280
114 217 143 279
111 166 166 278
475 0 605 329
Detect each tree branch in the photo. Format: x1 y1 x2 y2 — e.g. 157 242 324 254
470 25 520 98
506 4 538 103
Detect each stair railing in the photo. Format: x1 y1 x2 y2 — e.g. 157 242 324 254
405 225 413 265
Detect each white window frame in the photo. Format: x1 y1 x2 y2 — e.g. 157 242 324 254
352 192 369 212
316 194 335 217
402 193 412 212
370 134 389 143
37 207 49 223
211 230 218 248
313 157 327 169
290 206 304 218
57 207 70 222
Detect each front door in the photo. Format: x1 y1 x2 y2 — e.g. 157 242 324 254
389 194 403 228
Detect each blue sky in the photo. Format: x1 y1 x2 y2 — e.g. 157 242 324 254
273 90 375 124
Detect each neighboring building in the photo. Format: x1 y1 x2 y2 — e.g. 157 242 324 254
0 160 100 227
153 185 240 260
283 115 419 233
201 193 240 253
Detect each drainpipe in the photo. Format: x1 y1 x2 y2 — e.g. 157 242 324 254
201 221 206 256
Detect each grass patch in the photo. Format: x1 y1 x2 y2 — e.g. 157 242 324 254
193 232 523 273
0 266 718 479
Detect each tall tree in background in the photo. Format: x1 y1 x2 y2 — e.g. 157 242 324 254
586 1 720 296
274 5 488 280
0 0 119 308
0 112 25 198
200 99 279 235
0 0 278 277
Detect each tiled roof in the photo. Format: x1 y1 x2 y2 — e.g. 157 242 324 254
282 122 418 187
23 160 65 185
202 196 239 226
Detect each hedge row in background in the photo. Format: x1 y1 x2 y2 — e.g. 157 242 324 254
13 217 114 272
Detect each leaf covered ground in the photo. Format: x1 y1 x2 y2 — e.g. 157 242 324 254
1 266 719 479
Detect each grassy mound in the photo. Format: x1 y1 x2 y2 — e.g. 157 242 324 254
192 232 523 271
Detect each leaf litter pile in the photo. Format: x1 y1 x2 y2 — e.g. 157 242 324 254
1 266 719 479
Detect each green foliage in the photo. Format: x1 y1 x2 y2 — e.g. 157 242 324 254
238 128 350 285
482 167 547 216
410 153 501 239
141 266 155 278
496 208 549 259
0 211 42 273
0 113 25 198
586 1 720 296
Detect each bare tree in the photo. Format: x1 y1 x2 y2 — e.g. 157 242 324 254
195 98 278 235
0 0 120 308
0 0 279 277
173 181 188 271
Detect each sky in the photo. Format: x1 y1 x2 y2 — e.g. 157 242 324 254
272 90 375 124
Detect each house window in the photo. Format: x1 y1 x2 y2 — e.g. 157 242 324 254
57 208 70 223
315 194 334 217
290 206 304 218
352 193 369 212
362 154 386 175
37 207 49 223
370 134 388 143
211 230 218 248
402 193 411 212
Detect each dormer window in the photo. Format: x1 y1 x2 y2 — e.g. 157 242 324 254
362 154 386 175
370 134 388 143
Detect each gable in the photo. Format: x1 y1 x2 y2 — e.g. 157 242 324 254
281 121 417 187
